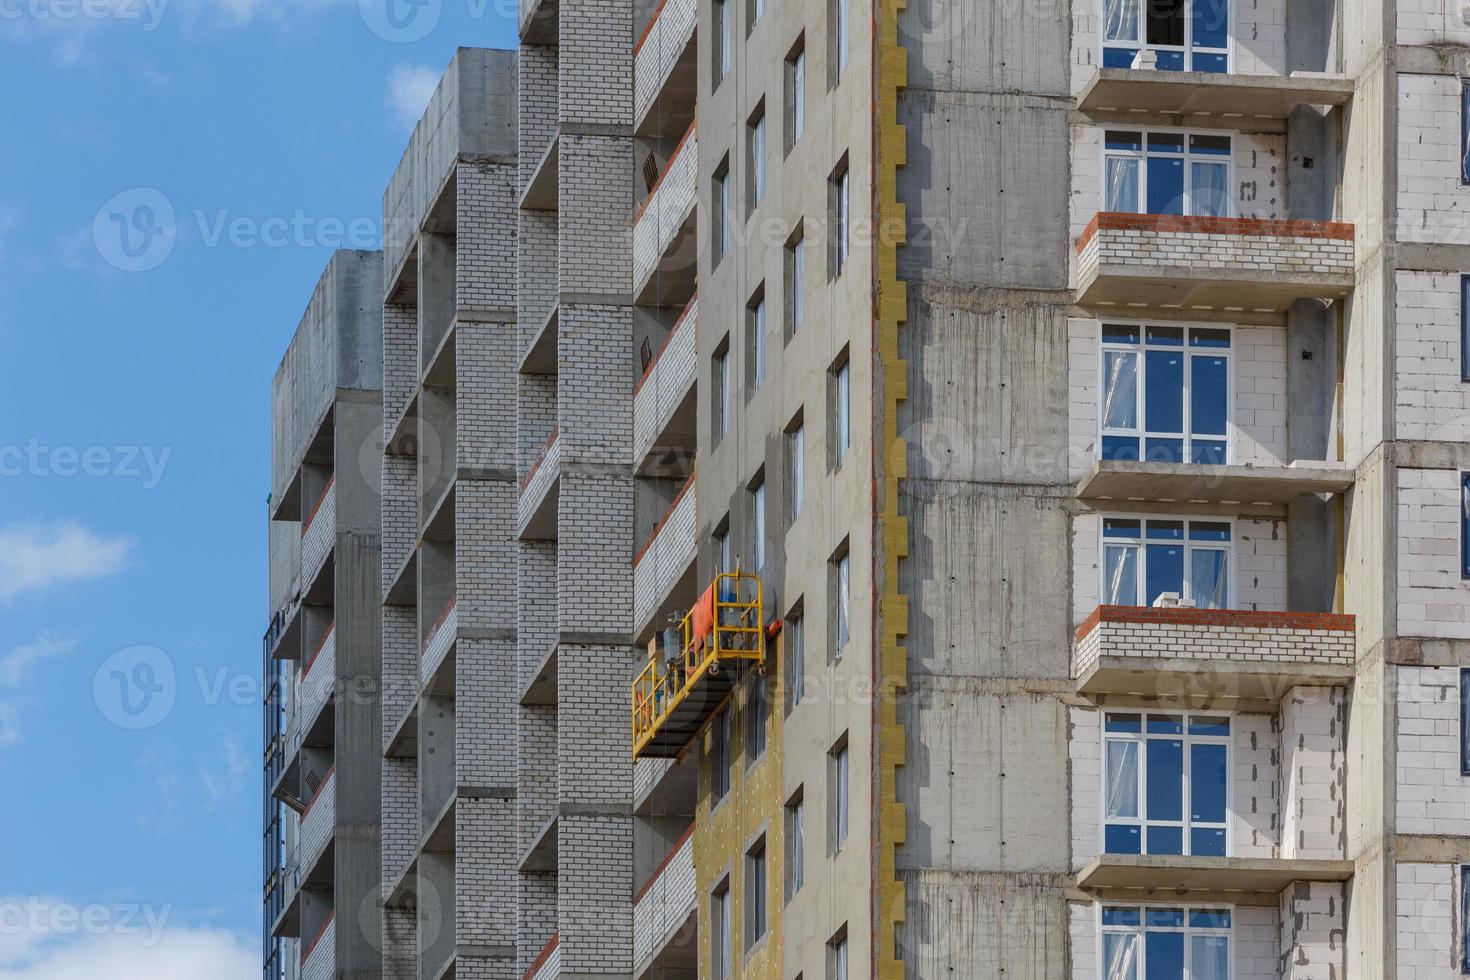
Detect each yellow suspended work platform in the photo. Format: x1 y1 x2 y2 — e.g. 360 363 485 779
632 571 765 759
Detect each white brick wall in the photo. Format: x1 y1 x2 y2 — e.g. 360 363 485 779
632 830 695 971
633 0 695 124
632 299 697 466
1075 617 1354 680
1397 665 1470 835
301 916 335 980
633 128 696 291
1077 224 1352 293
299 769 335 876
300 479 335 585
1070 707 1101 865
1065 320 1288 480
421 600 457 688
1398 862 1461 980
1279 686 1347 859
1279 882 1345 979
1398 0 1470 47
1396 271 1470 442
1398 74 1470 245
1397 468 1470 638
633 480 696 634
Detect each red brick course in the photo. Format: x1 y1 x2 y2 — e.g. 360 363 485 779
1076 605 1356 641
1075 212 1356 253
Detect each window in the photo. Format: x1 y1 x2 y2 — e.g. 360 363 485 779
1462 277 1470 381
785 790 805 899
830 736 849 851
748 106 766 213
831 160 850 275
1102 517 1231 609
829 930 849 980
1104 130 1231 217
750 476 766 570
711 707 732 801
833 547 851 654
1463 670 1470 775
830 0 849 84
715 524 733 574
748 0 764 30
1099 323 1230 465
787 420 805 521
715 0 732 84
746 673 767 762
1463 473 1470 579
1100 0 1230 72
1102 711 1230 857
748 292 766 390
712 882 732 980
1462 865 1470 972
745 838 767 948
786 610 805 710
785 226 806 336
786 40 806 151
714 159 732 263
832 356 851 467
1462 81 1470 185
714 340 731 439
1098 905 1231 980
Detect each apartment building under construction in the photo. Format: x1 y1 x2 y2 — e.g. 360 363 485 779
265 0 1470 975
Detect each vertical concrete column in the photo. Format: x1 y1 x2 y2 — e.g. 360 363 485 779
1279 686 1347 860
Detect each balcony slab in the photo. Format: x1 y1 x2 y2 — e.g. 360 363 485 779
1077 69 1353 126
1076 854 1353 906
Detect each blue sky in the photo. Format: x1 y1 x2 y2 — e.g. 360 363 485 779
0 2 515 975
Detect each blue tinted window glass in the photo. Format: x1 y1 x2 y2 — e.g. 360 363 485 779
1146 739 1183 821
1189 716 1230 736
1147 825 1184 854
1105 324 1142 344
1463 474 1470 578
1189 328 1231 349
1145 349 1184 433
1103 907 1142 927
1104 519 1142 541
1106 712 1143 733
1191 355 1228 436
1146 542 1184 604
1148 134 1184 153
1147 714 1184 734
1189 521 1231 542
1188 134 1232 156
1462 277 1470 381
1104 46 1140 68
1154 50 1185 71
1147 521 1184 541
1462 867 1470 971
1193 51 1228 72
1145 909 1185 928
1107 131 1143 152
1145 437 1183 463
1106 824 1143 853
1462 84 1470 184
1190 909 1232 929
1191 827 1227 856
1191 440 1227 465
1147 157 1185 214
1103 435 1143 461
1147 325 1185 346
1461 670 1470 774
1191 743 1228 822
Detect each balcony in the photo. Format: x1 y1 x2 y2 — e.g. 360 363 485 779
525 933 561 980
1076 460 1354 515
633 298 697 474
632 571 765 759
633 827 696 977
1075 213 1354 322
519 428 562 540
299 768 336 880
1076 854 1352 907
300 914 335 980
634 478 697 641
300 478 336 597
295 624 336 746
1074 606 1355 707
1076 69 1353 127
633 0 697 138
421 597 458 692
633 124 697 306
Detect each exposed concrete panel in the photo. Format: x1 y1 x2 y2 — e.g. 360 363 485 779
1287 108 1336 223
898 0 1069 96
900 290 1071 486
1287 299 1337 462
1287 0 1338 74
897 870 1068 980
897 92 1071 289
903 485 1074 679
897 685 1070 872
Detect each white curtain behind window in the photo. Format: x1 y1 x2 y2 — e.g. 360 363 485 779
1104 544 1138 606
1191 935 1229 980
1102 0 1139 40
1102 350 1139 431
1191 549 1228 609
1105 741 1139 819
1103 933 1139 980
1106 157 1139 213
1190 161 1229 217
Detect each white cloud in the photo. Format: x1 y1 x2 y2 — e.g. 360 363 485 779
0 633 74 688
387 64 439 129
198 731 250 808
0 916 253 980
0 522 130 604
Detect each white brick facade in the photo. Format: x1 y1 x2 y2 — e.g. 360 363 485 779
1398 73 1470 245
1076 221 1354 292
633 127 696 292
633 830 695 972
1397 467 1470 638
1398 862 1461 980
1396 271 1470 442
1397 665 1470 836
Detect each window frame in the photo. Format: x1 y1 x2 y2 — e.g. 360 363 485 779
711 878 733 980
787 418 805 523
1101 127 1235 218
1097 321 1234 466
1461 864 1470 972
711 706 732 802
786 607 805 711
714 157 732 264
831 160 851 276
1099 0 1234 73
1462 80 1470 186
832 354 851 469
1100 514 1236 609
746 672 767 763
1461 668 1470 776
747 289 767 392
785 38 806 152
750 474 766 571
785 789 805 900
830 734 850 853
714 0 732 85
785 223 807 339
832 543 851 657
830 0 849 86
1096 903 1235 980
714 337 731 440
747 104 767 214
1462 472 1470 580
1099 710 1233 858
1461 276 1470 382
745 836 767 949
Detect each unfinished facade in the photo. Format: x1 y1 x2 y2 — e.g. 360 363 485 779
264 1 1470 977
